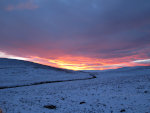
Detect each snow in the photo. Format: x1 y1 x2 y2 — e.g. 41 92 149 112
0 58 150 113
0 58 90 87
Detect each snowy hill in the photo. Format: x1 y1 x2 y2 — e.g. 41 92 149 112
0 58 71 71
0 58 93 89
0 58 150 113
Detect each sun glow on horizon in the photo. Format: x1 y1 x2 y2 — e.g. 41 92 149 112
0 51 150 70
27 55 150 70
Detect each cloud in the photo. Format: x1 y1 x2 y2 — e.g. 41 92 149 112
0 51 28 60
133 59 150 64
5 0 38 11
0 0 150 70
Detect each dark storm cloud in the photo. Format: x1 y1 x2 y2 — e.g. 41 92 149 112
0 0 150 60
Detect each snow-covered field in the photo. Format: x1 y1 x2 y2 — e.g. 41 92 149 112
0 58 150 113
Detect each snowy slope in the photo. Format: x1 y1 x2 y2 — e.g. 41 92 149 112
0 58 150 113
0 58 92 88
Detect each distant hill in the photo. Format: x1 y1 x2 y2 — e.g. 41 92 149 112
103 65 150 73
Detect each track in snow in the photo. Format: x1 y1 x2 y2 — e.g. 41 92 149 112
0 75 96 90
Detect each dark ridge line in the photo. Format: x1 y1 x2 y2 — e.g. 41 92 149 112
0 75 96 90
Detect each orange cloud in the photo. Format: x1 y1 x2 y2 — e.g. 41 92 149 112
0 50 149 70
28 54 150 70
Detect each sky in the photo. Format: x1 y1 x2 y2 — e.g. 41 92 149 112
0 0 150 70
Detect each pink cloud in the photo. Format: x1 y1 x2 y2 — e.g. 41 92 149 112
5 1 39 11
5 5 14 11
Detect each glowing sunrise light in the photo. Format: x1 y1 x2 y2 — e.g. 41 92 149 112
26 54 150 70
0 50 150 70
0 0 150 70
